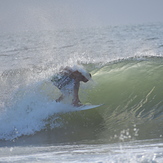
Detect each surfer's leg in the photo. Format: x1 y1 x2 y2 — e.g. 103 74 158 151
72 82 82 106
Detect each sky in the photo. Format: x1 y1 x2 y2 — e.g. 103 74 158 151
0 0 163 32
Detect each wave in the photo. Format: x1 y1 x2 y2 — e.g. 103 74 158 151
0 56 163 143
86 56 163 142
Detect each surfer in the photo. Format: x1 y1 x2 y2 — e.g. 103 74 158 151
51 66 91 107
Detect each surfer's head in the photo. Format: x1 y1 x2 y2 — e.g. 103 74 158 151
81 72 91 82
58 65 92 83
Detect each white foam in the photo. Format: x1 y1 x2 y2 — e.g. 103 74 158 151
0 82 76 140
0 64 92 140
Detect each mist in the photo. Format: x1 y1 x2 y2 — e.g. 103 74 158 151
0 0 163 32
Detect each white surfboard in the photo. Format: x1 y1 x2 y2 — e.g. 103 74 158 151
54 102 103 114
71 104 103 112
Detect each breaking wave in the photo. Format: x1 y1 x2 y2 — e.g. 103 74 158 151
0 56 163 143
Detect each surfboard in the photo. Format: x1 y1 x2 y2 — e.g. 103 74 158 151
71 104 103 112
54 102 103 114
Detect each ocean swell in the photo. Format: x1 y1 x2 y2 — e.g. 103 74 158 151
0 56 163 143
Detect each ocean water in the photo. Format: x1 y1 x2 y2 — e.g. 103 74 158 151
0 23 163 162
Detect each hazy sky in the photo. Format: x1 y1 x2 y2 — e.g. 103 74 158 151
0 0 163 32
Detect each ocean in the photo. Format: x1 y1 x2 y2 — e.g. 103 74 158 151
0 23 163 162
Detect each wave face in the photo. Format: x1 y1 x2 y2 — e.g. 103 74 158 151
0 56 162 143
85 57 163 142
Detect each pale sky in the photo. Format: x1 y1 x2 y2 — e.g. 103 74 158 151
0 0 163 32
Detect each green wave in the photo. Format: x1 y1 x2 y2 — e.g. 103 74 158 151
43 57 163 143
81 57 163 141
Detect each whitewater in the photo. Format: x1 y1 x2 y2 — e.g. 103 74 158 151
0 23 163 162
